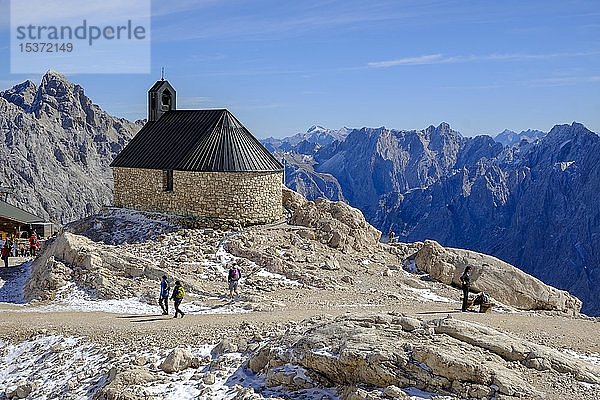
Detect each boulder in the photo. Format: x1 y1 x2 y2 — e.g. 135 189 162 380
159 348 196 373
6 382 34 399
212 338 239 356
413 240 582 313
93 368 157 400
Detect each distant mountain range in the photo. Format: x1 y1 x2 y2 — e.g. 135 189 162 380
494 128 546 147
263 122 600 315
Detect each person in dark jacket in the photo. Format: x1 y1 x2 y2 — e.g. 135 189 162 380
228 264 241 299
171 280 185 318
159 275 170 315
1 244 9 268
460 265 472 312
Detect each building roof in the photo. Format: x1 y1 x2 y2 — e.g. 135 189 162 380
0 200 45 224
149 79 172 92
110 109 283 172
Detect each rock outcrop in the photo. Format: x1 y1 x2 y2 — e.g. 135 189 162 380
283 187 380 252
24 227 223 304
411 240 582 313
249 313 600 399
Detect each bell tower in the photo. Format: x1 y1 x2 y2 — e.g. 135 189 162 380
148 78 176 121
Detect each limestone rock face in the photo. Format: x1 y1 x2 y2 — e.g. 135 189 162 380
0 71 140 223
412 240 581 313
283 187 380 252
249 313 600 399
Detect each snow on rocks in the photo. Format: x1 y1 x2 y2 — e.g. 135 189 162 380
0 335 109 400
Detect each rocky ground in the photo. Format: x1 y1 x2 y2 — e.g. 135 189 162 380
0 191 599 400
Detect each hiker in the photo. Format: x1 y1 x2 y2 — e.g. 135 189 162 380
159 275 170 315
228 263 241 299
1 243 9 268
28 234 39 257
473 291 493 313
388 230 396 243
171 280 185 318
460 265 472 312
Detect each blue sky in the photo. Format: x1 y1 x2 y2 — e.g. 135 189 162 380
0 0 599 138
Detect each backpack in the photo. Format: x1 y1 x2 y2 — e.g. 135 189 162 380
175 285 185 299
229 267 240 281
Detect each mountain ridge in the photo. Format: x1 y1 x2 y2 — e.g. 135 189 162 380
0 71 141 223
273 121 600 315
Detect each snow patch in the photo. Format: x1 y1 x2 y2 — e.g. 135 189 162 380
559 161 575 171
562 349 600 366
0 261 32 304
406 287 454 303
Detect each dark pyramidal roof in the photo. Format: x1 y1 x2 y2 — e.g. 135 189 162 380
111 109 283 172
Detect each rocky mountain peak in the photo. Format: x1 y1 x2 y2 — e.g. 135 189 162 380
424 122 453 135
26 71 108 131
31 70 79 117
0 79 37 111
0 72 140 223
546 121 592 139
495 128 546 147
307 124 326 133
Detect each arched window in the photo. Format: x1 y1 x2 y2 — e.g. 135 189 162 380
161 89 172 111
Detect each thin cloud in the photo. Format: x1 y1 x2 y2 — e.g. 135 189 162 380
367 54 444 68
527 75 600 87
368 51 600 68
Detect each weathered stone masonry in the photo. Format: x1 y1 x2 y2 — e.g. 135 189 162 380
113 167 283 225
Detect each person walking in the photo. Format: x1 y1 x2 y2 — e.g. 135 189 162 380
171 280 185 318
387 230 396 243
159 275 170 315
460 265 472 312
1 243 9 268
28 234 39 257
228 263 241 299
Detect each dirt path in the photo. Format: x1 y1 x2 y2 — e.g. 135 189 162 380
1 290 598 357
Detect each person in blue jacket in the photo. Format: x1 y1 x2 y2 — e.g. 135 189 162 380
159 275 170 315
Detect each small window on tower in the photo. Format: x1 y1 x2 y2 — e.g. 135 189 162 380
161 89 172 111
163 170 173 192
